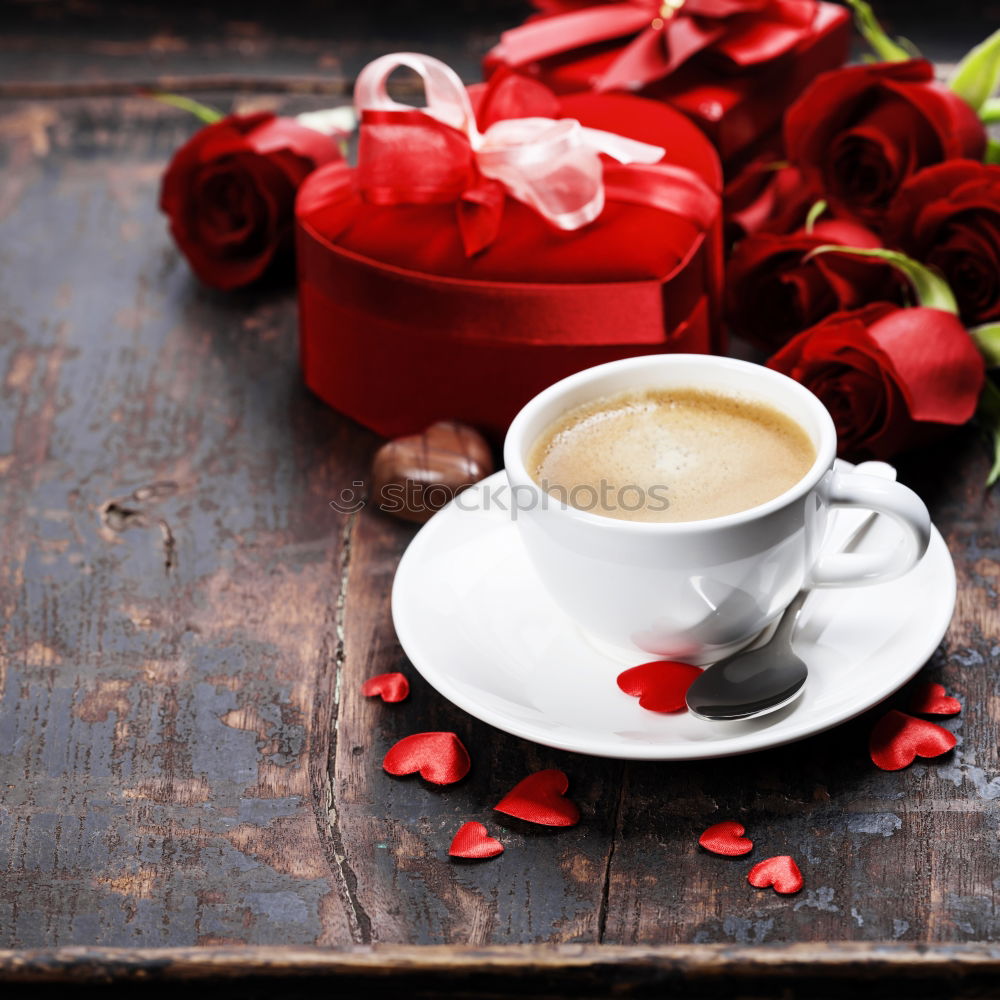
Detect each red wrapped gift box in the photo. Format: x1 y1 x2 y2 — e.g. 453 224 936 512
485 1 850 171
296 56 723 439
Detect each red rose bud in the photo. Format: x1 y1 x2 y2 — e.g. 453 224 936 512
725 219 903 351
160 112 342 290
785 60 987 229
886 161 1000 327
767 303 985 460
723 157 814 243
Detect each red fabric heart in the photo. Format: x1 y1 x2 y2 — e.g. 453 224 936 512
908 682 961 717
869 709 956 771
616 661 703 713
448 821 504 859
361 673 410 702
495 769 580 827
383 732 471 785
748 855 803 894
362 672 410 703
699 821 754 856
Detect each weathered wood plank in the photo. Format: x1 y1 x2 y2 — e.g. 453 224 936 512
333 507 622 944
0 95 374 947
4 942 1000 1000
0 0 532 91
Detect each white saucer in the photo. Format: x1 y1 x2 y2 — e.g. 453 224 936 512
391 467 955 760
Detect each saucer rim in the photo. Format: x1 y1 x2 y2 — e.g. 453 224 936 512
391 469 956 761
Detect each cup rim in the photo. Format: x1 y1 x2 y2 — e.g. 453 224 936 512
503 353 838 534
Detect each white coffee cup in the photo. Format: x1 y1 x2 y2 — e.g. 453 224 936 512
503 354 931 664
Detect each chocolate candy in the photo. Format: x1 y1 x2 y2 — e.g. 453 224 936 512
372 421 494 523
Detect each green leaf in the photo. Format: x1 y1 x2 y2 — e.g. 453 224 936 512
147 91 224 125
979 97 1000 123
948 26 1000 113
841 0 913 63
805 246 959 314
804 199 827 234
977 378 1000 487
970 323 1000 367
985 138 1000 165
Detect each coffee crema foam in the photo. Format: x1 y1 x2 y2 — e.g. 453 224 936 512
527 387 816 523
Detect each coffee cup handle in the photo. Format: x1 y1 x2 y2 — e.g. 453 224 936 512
809 465 931 587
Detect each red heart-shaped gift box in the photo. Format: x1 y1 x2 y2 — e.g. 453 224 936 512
296 74 722 439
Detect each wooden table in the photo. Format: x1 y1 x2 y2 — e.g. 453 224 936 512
1 3 999 996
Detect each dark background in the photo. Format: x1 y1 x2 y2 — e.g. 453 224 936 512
1 0 997 89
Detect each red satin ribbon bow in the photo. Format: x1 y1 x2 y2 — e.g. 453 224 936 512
492 0 817 92
353 53 718 255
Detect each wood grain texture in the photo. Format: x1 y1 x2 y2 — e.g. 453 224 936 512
0 16 999 975
0 0 532 91
2 942 1000 999
0 94 375 948
333 509 621 945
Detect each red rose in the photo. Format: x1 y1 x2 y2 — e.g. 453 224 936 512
160 112 342 290
886 160 1000 327
725 219 902 350
785 61 986 228
767 303 985 459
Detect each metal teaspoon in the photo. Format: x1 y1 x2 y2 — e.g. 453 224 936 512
685 462 895 722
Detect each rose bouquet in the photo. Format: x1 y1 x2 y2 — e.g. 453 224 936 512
725 1 1000 482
